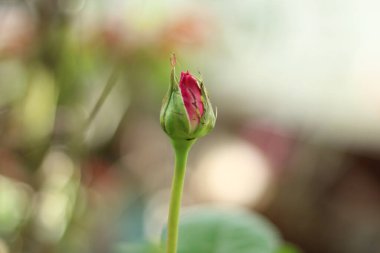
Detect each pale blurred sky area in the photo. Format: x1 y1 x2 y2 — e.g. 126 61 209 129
109 0 380 147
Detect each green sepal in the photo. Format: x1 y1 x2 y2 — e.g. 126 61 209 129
192 80 216 138
160 68 192 139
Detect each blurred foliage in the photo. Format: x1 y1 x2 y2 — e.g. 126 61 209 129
115 243 163 253
0 0 177 252
276 244 301 253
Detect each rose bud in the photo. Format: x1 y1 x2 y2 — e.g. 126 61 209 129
160 59 216 141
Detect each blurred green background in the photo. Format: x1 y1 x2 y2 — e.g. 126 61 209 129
1 0 380 253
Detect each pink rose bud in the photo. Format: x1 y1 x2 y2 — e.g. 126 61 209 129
160 56 216 140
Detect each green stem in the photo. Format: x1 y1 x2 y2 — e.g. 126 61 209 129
166 139 195 253
68 66 121 156
82 66 121 132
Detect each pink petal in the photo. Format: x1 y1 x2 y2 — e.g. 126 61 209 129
179 71 204 128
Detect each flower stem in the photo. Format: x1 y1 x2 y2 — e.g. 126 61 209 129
166 139 195 253
82 66 121 132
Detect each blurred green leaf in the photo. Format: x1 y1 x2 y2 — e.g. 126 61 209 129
276 243 302 253
0 176 31 235
114 242 163 253
19 66 57 142
163 207 281 253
